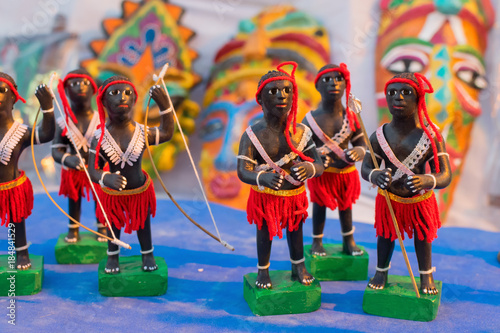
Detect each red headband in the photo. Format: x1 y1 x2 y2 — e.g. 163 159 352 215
314 63 359 132
94 80 138 168
255 61 313 163
384 73 442 172
57 74 98 136
0 77 26 104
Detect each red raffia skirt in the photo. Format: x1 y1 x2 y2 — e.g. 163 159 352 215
307 165 360 211
375 189 441 242
247 185 308 240
0 171 34 227
95 171 156 234
59 167 93 202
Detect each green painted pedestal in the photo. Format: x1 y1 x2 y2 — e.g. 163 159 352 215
98 255 168 297
0 255 43 296
363 275 442 322
304 244 368 281
55 232 107 264
243 270 321 316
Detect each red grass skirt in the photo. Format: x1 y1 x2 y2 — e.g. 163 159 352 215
59 167 93 202
0 171 34 226
247 185 308 240
375 189 441 242
307 165 360 211
95 171 156 234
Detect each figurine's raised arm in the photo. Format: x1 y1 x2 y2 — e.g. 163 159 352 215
28 84 55 146
147 85 174 145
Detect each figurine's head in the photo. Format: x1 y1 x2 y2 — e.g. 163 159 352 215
94 76 138 168
256 62 312 163
385 72 442 172
0 72 26 113
314 63 358 132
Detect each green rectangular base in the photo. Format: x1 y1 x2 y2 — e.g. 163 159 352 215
363 275 442 322
304 244 368 281
55 232 108 264
243 270 321 316
98 256 168 297
0 255 43 296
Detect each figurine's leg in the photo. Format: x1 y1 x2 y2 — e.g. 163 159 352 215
339 207 363 256
288 222 314 285
95 202 107 242
65 197 81 243
368 236 395 289
415 237 438 295
256 222 272 289
311 203 327 256
105 224 121 274
138 214 157 272
13 220 31 270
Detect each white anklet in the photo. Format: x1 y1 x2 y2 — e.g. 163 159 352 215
140 247 154 254
68 224 79 229
312 233 324 238
419 267 436 275
376 263 391 272
96 223 105 228
15 242 31 251
107 249 120 256
290 257 305 265
341 226 355 236
257 262 270 270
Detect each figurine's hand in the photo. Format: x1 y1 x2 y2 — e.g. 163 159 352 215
291 162 315 182
259 172 283 190
321 155 331 168
35 84 53 110
103 171 127 191
345 147 365 163
63 155 85 170
374 168 392 190
404 175 433 193
149 85 171 111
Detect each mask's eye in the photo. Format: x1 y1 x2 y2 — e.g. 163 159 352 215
269 88 278 95
388 89 397 96
322 76 332 83
0 87 9 93
284 87 291 94
200 118 224 142
109 90 120 96
124 89 133 96
457 68 488 90
402 89 412 96
387 59 424 74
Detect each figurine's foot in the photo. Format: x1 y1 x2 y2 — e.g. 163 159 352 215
96 226 108 242
142 253 158 272
64 228 80 243
16 250 31 270
420 272 438 295
291 262 315 286
342 235 363 256
104 254 120 274
310 238 326 256
368 271 388 290
256 268 272 289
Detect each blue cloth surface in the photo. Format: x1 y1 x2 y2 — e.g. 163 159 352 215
0 194 499 332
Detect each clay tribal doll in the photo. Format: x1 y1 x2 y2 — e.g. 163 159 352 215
302 63 366 256
237 62 324 289
88 76 174 274
52 69 105 243
361 72 451 295
0 72 55 269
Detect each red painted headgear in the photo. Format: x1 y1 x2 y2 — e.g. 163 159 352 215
94 78 138 168
255 61 313 163
384 72 442 172
314 63 359 132
0 77 26 104
57 73 98 136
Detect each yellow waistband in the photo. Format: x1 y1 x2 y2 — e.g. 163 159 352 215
251 185 305 197
101 174 152 196
378 188 433 204
0 171 27 191
325 165 357 174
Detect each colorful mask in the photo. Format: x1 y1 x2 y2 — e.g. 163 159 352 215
200 5 330 210
375 0 495 221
